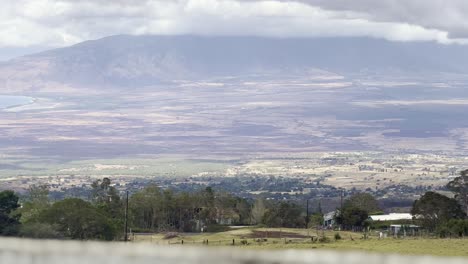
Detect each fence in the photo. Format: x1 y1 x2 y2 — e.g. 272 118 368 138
0 237 467 264
165 237 319 245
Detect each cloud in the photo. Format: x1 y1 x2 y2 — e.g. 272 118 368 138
0 0 467 51
282 0 468 39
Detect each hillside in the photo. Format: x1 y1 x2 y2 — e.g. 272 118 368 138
2 35 468 91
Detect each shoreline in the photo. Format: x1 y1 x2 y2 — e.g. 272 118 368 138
0 95 36 111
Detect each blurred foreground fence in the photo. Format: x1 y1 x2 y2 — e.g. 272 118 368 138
1 237 467 264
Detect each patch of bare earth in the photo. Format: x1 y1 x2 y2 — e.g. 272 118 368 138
243 231 308 239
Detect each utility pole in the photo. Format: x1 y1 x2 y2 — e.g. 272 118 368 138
318 200 322 215
340 189 344 210
306 199 310 229
124 190 129 242
339 189 344 231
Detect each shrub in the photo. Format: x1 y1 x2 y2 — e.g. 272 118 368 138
334 233 342 241
205 224 230 233
319 236 330 243
163 232 179 239
20 223 62 239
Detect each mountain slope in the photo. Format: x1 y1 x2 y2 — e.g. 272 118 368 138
1 35 468 89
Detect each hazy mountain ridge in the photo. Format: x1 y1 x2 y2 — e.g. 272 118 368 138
2 35 468 90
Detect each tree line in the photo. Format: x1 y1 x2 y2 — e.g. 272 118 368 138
1 169 468 240
0 178 316 240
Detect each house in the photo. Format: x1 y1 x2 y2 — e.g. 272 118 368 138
369 213 420 237
323 211 338 227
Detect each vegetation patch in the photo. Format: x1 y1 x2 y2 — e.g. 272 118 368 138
163 232 180 240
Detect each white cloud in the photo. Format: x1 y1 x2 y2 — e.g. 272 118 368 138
0 0 467 50
283 1 468 38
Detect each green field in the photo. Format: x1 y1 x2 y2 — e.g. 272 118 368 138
133 227 468 257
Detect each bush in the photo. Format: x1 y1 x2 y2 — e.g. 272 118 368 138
319 236 331 243
20 223 62 239
334 233 342 241
163 232 179 239
205 224 230 233
436 219 468 238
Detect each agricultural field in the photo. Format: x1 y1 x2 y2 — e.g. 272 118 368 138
133 227 468 257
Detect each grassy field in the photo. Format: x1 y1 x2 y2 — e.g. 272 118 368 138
133 227 468 257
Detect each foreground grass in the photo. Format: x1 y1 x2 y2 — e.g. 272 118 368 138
133 227 468 257
247 238 468 257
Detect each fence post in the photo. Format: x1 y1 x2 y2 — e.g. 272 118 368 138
232 239 235 246
181 240 184 245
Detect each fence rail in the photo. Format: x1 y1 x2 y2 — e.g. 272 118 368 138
165 237 318 245
1 237 467 264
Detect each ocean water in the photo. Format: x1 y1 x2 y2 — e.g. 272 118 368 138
0 95 33 109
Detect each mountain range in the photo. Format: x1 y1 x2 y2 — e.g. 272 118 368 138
2 35 468 90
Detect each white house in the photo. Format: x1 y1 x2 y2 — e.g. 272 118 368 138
323 211 338 227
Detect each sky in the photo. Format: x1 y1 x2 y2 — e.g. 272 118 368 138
1 0 468 60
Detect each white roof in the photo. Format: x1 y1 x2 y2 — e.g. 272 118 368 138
323 211 338 221
390 224 419 228
369 213 413 221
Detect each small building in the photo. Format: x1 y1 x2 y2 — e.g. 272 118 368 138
390 224 420 237
323 211 338 227
369 213 419 237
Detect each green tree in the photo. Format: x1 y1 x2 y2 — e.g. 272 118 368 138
309 213 324 228
19 185 50 223
234 197 251 225
90 178 123 237
129 185 164 231
36 198 116 240
344 193 381 214
447 169 468 213
0 190 21 236
263 202 305 228
336 206 368 230
441 219 468 238
196 187 217 226
251 198 266 225
411 191 466 232
214 192 240 225
91 178 122 217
